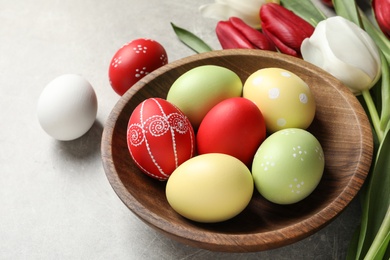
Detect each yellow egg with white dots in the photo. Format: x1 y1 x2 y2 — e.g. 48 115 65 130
243 68 316 133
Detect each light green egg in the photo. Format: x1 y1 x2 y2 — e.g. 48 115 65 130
252 128 325 204
166 65 242 128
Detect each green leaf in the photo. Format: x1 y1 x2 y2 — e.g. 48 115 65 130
362 90 384 142
333 0 362 27
280 0 326 26
385 234 390 260
358 128 390 259
170 22 213 54
370 231 390 260
359 9 390 68
380 51 390 131
355 180 372 259
346 225 361 260
371 77 383 118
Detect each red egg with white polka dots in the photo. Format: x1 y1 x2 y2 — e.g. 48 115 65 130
127 98 196 180
109 38 168 96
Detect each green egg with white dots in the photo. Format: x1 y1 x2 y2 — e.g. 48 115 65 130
252 128 324 204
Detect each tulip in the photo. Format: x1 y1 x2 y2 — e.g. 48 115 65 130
373 0 390 39
260 3 315 57
216 17 276 50
301 16 382 95
199 0 280 29
321 0 333 7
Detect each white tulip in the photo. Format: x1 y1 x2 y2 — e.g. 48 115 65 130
199 0 279 29
301 16 381 95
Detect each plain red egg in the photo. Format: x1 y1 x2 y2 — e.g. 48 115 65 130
109 38 168 96
127 98 195 180
197 97 266 166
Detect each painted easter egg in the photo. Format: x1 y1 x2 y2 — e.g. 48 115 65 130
127 98 195 180
109 38 168 96
166 153 254 223
243 68 316 133
252 128 325 204
197 97 266 166
166 65 242 129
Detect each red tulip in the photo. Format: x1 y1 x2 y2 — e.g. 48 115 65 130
260 3 315 57
216 17 276 51
321 0 333 7
373 0 390 38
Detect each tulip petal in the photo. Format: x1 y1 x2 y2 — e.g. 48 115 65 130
262 28 298 56
301 17 382 94
325 17 381 83
260 3 314 56
200 0 267 29
260 3 314 40
216 20 256 49
216 0 270 12
302 39 371 94
373 0 390 38
229 17 276 51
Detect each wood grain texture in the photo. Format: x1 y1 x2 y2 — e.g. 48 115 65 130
101 49 373 252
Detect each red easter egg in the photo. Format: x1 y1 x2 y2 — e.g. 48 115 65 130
109 38 168 96
127 98 195 180
197 97 266 166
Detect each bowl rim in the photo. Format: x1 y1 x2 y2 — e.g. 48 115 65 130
101 49 373 252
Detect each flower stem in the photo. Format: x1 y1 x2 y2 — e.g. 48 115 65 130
363 206 390 260
362 90 384 143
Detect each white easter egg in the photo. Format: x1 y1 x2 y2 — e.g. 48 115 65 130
37 74 98 141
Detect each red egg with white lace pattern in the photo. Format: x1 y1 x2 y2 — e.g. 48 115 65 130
127 98 195 180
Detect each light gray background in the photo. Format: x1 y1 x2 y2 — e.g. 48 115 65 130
1 0 362 259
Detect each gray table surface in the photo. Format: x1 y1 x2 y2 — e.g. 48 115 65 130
1 0 363 259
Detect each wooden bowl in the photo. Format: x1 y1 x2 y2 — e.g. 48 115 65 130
101 49 373 252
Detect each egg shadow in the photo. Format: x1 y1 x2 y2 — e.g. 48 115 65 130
53 120 103 161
